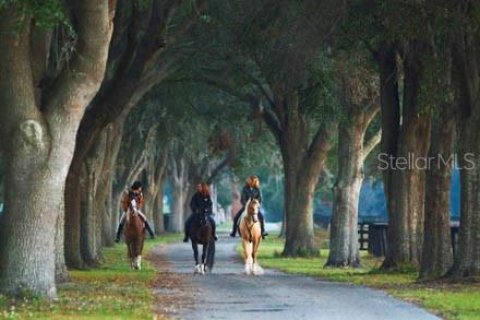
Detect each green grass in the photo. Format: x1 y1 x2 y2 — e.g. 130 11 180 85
0 233 182 320
250 234 480 320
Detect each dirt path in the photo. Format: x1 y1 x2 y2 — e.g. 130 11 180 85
149 234 441 320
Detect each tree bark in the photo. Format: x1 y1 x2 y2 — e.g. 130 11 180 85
153 176 166 234
420 104 455 279
0 1 113 298
101 123 125 246
449 23 480 277
64 0 193 267
278 93 335 257
380 42 431 269
55 191 69 283
169 156 189 232
326 110 380 267
452 122 480 277
80 132 108 267
65 167 86 269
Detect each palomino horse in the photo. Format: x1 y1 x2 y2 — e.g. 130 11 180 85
188 211 215 274
238 198 264 275
124 199 145 270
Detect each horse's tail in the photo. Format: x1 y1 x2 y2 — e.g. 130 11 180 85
206 239 215 272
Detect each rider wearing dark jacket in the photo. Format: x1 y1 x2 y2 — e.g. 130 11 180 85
230 176 268 238
183 182 217 242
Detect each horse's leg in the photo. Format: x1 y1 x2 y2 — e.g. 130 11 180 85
202 243 207 264
138 236 145 270
135 240 142 270
192 241 199 265
132 239 140 270
128 243 134 269
192 241 201 274
201 243 208 274
252 236 264 275
242 239 253 275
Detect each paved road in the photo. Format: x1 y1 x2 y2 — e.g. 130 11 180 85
151 234 441 320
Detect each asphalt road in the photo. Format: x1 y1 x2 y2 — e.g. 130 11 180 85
150 234 441 320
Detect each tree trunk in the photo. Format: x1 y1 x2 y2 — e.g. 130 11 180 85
80 132 108 267
279 95 334 256
383 114 430 269
449 24 480 278
169 152 190 232
451 121 480 277
55 199 69 283
378 44 401 236
170 184 187 232
65 167 86 269
153 178 166 234
0 1 113 298
420 105 455 279
326 120 365 267
381 42 431 269
283 173 319 256
99 124 124 246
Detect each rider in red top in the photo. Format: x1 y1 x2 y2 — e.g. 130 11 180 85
115 181 155 243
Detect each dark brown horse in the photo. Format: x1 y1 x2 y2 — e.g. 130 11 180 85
124 203 145 270
188 211 215 274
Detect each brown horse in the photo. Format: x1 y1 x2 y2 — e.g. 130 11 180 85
238 198 264 275
124 203 145 270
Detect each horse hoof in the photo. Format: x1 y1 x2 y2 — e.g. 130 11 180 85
252 264 264 276
194 264 203 274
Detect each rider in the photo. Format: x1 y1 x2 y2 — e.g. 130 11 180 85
183 182 218 242
230 175 269 239
115 181 155 243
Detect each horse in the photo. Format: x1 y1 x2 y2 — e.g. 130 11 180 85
188 211 215 275
124 200 145 270
238 198 264 275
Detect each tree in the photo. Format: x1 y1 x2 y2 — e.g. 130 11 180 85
449 1 480 278
191 0 344 256
0 1 114 298
326 50 381 267
369 1 434 269
153 82 241 231
64 0 204 269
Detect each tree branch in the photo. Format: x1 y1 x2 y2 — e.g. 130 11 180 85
44 0 114 117
362 129 382 162
206 148 236 184
125 150 147 188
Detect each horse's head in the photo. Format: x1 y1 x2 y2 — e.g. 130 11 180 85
126 199 138 223
247 198 260 222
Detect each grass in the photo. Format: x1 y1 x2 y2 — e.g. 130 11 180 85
0 233 182 320
249 232 480 320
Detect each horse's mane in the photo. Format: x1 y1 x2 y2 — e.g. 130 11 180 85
239 198 252 221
